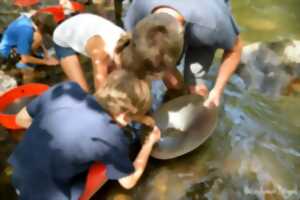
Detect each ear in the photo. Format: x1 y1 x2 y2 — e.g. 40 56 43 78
115 112 131 126
115 32 132 53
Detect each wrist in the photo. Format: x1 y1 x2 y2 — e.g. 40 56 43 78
212 85 224 94
145 137 156 147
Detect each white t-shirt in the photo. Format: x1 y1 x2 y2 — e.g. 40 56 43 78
53 13 125 57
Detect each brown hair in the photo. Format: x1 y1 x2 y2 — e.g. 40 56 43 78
94 70 151 116
117 13 184 79
31 12 57 35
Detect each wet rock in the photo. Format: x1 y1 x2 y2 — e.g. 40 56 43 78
238 39 300 96
0 70 17 95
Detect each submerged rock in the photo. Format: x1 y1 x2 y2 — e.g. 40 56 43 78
238 39 300 96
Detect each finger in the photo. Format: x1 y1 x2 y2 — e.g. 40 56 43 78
203 99 210 108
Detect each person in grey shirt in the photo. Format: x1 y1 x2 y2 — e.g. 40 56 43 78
123 0 243 108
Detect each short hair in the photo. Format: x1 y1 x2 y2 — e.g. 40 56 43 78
94 70 151 116
119 13 184 79
31 12 57 35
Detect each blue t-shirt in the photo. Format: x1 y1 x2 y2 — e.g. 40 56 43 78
8 82 134 200
0 15 34 58
124 0 240 50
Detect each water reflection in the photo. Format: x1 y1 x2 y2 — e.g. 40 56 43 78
96 78 300 200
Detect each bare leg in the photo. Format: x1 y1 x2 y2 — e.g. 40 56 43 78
60 55 90 92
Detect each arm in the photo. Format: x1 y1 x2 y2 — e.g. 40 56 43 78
85 36 111 90
204 36 243 108
15 107 32 128
18 28 58 66
163 67 185 90
118 126 161 189
20 54 58 66
41 44 49 59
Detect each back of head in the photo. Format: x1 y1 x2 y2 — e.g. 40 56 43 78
120 13 184 79
31 12 56 35
94 70 151 116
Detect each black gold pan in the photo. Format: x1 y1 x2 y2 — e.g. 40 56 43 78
146 95 218 160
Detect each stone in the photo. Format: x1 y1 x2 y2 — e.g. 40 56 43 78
0 70 17 95
238 39 300 96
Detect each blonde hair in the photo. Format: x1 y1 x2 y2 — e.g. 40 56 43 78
94 70 151 116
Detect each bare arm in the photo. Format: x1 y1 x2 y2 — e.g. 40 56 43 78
215 36 243 93
118 126 161 189
204 36 243 107
85 36 111 90
163 67 184 90
20 54 58 66
41 44 49 59
15 107 32 128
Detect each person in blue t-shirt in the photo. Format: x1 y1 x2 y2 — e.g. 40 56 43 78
0 12 58 68
123 0 243 108
8 70 160 200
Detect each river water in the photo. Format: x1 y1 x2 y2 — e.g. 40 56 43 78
1 1 300 200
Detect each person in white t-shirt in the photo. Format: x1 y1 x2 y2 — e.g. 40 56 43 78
53 13 184 92
53 13 123 91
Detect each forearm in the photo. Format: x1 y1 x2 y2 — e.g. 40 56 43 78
86 35 110 89
20 55 46 65
42 45 49 58
119 139 155 189
213 36 242 93
91 55 110 89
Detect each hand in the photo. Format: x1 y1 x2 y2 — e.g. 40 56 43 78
147 126 161 144
203 88 222 108
45 57 59 66
189 84 208 97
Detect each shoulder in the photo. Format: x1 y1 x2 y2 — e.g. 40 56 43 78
47 81 87 102
19 26 34 39
32 81 86 111
7 17 34 34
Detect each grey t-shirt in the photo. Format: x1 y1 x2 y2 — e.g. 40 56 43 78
124 0 239 50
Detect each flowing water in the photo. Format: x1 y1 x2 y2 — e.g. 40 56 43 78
1 0 300 200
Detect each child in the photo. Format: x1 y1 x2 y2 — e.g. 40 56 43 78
8 70 160 199
124 0 243 108
0 12 58 68
53 13 183 92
